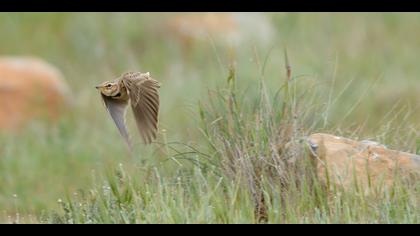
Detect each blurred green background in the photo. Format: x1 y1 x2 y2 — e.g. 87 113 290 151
0 13 419 222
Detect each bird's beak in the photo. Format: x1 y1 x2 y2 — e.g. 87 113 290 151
95 85 101 89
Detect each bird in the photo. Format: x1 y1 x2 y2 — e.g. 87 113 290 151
95 71 161 150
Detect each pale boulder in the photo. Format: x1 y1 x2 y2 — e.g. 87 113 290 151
0 57 70 130
164 13 275 50
307 133 420 191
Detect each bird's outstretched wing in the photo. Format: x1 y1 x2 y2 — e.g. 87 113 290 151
122 73 160 144
101 94 132 150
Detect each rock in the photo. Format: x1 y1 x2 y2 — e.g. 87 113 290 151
0 56 70 131
307 133 420 192
164 13 275 51
166 13 239 44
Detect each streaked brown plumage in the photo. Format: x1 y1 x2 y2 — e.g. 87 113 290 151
95 72 161 150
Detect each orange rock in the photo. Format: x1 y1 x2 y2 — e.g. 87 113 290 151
307 133 420 192
164 13 275 54
166 13 239 43
0 57 70 131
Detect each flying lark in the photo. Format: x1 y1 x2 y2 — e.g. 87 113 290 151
96 72 161 150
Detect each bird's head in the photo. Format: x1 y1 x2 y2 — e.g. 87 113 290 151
95 81 120 97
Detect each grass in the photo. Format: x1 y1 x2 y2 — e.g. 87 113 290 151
0 13 420 223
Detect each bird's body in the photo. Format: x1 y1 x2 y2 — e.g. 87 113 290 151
96 72 161 150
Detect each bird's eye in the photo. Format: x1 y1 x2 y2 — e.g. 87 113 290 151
106 84 112 88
